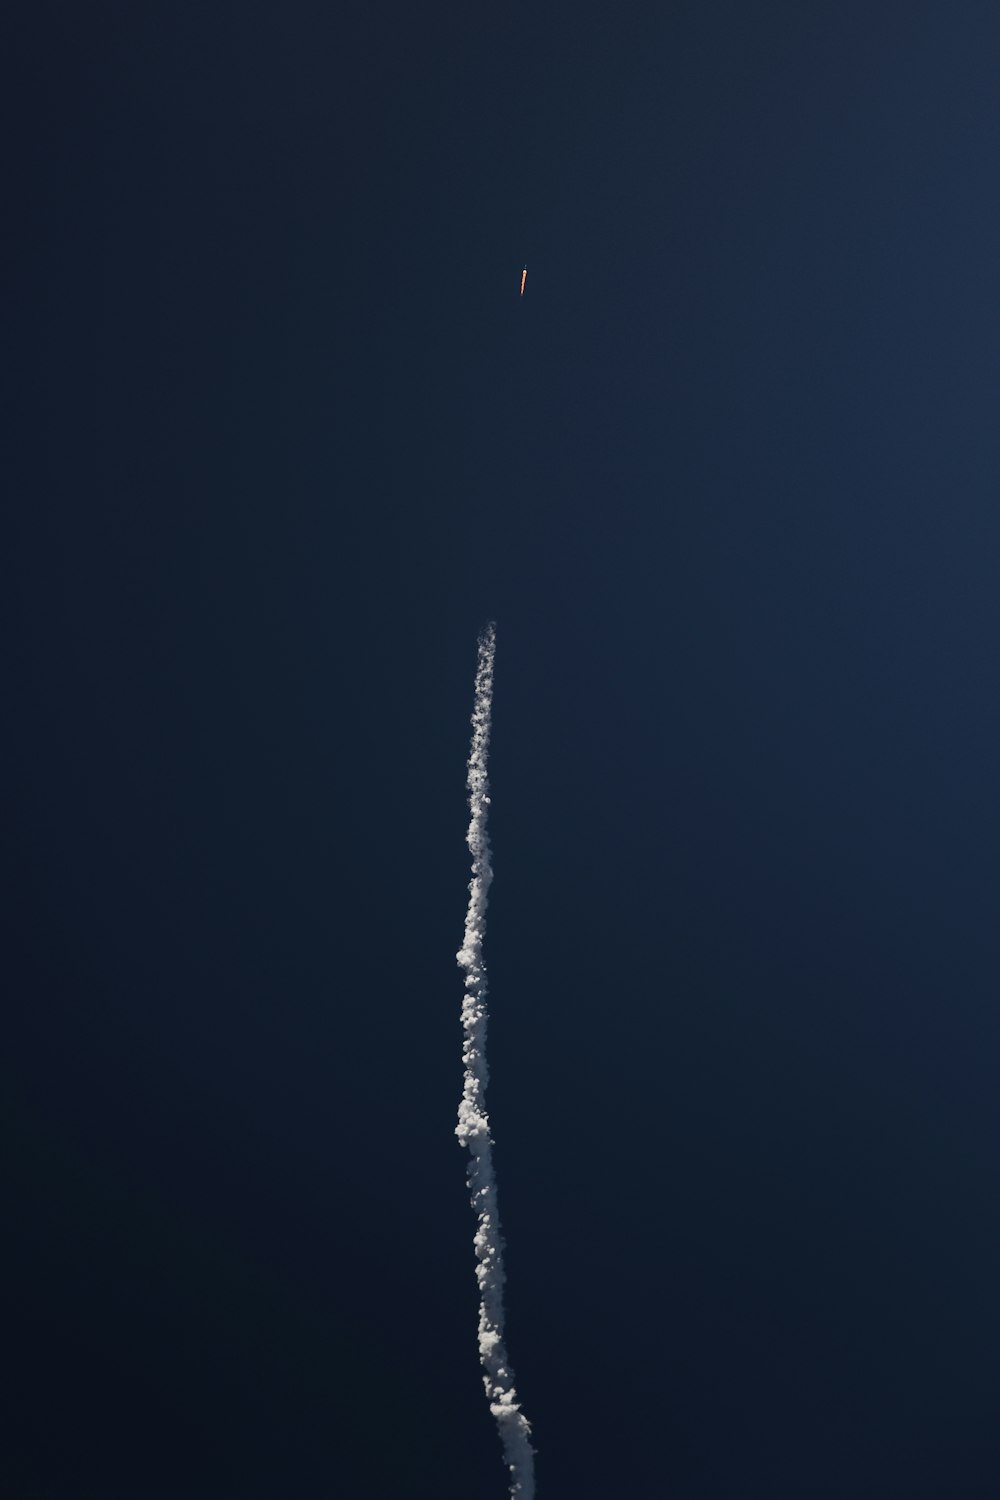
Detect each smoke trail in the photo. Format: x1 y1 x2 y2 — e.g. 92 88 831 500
456 624 535 1499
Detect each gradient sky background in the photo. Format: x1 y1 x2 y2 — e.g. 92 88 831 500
8 3 1000 1496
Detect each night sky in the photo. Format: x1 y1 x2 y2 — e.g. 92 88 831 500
8 4 1000 1496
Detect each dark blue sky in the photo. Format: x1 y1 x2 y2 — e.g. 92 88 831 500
8 4 1000 1496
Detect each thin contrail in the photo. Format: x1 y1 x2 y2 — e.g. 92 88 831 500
456 624 535 1498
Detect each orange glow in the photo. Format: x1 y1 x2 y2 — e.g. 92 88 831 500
520 266 527 296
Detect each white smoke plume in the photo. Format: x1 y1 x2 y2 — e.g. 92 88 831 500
455 624 535 1499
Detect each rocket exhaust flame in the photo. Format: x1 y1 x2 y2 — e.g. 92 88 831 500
456 625 535 1498
520 266 527 296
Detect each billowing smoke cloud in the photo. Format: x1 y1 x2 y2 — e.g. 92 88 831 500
456 624 535 1499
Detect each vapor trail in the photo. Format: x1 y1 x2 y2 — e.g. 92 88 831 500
455 624 535 1498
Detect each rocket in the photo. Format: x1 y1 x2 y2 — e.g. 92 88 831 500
520 266 527 296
